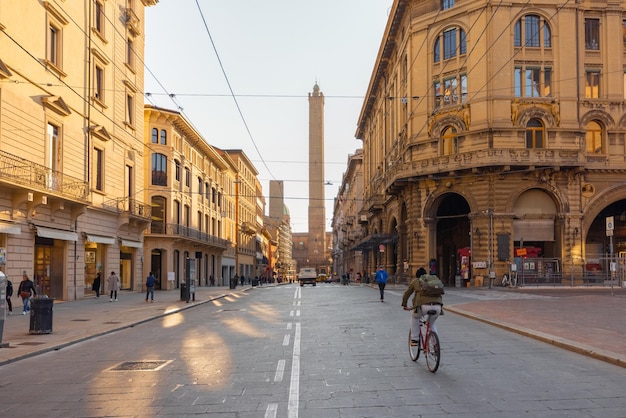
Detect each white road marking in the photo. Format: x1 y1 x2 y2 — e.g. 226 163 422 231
265 403 278 418
283 334 291 346
274 359 286 382
288 322 301 417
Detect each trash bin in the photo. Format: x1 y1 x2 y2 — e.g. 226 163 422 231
229 278 237 289
29 298 54 334
180 283 187 301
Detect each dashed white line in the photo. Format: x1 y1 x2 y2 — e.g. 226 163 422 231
288 322 301 417
265 403 278 418
283 334 291 346
274 359 286 382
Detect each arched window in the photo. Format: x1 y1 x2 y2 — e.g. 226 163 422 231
160 129 167 145
514 14 551 48
150 196 166 234
151 128 158 144
585 120 604 154
442 126 458 155
434 27 466 63
151 153 167 186
525 118 544 148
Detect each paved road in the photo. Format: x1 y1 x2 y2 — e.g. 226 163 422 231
2 283 625 369
1 283 626 418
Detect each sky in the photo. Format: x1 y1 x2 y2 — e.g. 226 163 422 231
144 1 393 233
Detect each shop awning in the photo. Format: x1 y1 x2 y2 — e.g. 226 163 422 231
0 222 21 235
85 234 116 245
120 239 142 248
36 226 78 241
350 233 396 252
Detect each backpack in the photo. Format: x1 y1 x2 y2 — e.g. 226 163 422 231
419 275 445 297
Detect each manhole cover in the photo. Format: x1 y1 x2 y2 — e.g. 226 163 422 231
108 360 172 372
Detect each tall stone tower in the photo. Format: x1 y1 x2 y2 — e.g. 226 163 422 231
308 83 326 266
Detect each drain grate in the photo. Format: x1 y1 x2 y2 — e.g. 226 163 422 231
217 308 246 312
103 321 122 324
71 319 90 322
17 341 45 346
108 360 172 372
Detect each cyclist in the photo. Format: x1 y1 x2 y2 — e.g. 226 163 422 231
401 268 443 345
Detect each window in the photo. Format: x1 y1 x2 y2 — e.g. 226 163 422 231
585 18 600 50
441 127 458 155
525 118 544 148
184 167 191 189
205 182 210 199
151 196 166 234
151 128 158 144
514 66 552 97
126 37 135 69
623 20 626 48
94 64 104 102
198 177 203 197
46 122 61 172
585 121 604 154
94 1 105 36
435 27 466 62
151 153 167 186
585 70 600 98
441 0 454 10
160 129 167 145
514 15 551 48
434 74 467 108
48 23 61 67
175 160 181 182
126 93 134 126
94 147 103 191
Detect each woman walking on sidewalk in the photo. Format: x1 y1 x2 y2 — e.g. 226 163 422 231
107 271 120 302
17 271 36 314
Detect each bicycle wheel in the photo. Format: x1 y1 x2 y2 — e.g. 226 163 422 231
425 330 440 373
408 329 420 361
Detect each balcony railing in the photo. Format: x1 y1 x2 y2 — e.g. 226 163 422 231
103 197 151 220
0 149 89 201
150 222 229 249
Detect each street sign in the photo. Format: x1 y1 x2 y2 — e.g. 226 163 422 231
607 216 614 237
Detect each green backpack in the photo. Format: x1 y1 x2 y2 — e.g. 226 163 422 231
419 275 445 297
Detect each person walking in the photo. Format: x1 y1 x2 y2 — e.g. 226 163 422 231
92 272 101 298
145 272 156 302
17 271 36 314
375 265 388 302
5 277 13 314
107 271 120 302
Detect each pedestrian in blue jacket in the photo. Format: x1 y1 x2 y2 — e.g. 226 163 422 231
375 265 388 302
145 272 156 302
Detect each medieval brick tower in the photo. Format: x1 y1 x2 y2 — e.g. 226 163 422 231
308 83 326 262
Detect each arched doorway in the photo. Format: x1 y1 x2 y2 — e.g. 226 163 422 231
433 193 471 286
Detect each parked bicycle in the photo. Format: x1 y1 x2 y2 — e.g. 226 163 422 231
501 273 517 287
408 306 440 373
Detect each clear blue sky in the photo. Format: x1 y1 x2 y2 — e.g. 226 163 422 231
144 1 392 233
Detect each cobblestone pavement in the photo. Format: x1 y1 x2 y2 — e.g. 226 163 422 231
1 283 625 369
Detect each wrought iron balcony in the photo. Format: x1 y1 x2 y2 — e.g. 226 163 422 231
150 222 230 250
102 197 151 220
0 149 89 202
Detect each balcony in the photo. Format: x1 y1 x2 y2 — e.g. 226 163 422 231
384 148 585 194
103 197 151 229
150 223 229 250
0 149 89 202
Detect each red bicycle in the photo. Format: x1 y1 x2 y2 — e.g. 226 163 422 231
407 307 440 372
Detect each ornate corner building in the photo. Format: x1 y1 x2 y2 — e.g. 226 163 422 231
350 0 626 286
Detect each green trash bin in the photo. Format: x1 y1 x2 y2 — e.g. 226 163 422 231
29 298 54 334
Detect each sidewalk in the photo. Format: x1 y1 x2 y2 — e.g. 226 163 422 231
0 285 248 366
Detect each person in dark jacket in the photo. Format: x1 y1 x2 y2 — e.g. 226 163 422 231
17 271 36 315
92 272 101 298
5 277 13 314
145 272 156 302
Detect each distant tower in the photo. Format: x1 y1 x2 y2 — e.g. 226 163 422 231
308 83 326 265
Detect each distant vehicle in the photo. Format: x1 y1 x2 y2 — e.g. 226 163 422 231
316 273 327 283
298 267 317 286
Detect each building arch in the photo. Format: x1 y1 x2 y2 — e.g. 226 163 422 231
580 109 614 130
517 106 555 129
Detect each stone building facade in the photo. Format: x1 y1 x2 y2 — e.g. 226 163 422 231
350 0 626 286
0 0 156 299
